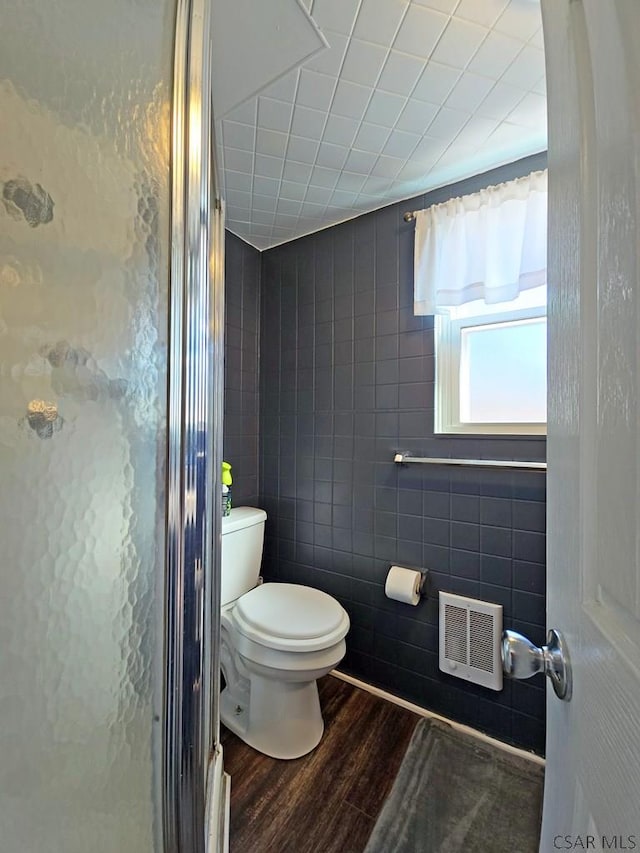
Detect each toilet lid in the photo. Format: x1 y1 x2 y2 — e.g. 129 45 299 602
233 583 348 648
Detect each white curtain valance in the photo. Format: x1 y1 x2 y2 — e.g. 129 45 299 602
413 169 548 315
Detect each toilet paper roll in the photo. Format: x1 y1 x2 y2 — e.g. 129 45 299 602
384 565 423 606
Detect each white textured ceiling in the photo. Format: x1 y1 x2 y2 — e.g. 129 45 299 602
216 0 547 251
211 0 326 119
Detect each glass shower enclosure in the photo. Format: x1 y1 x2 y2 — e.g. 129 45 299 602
0 0 222 849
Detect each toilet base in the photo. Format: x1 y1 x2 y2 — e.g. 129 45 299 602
220 674 324 760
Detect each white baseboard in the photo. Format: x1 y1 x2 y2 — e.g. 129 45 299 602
206 746 231 853
331 669 545 767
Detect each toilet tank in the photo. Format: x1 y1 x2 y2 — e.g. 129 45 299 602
221 507 267 606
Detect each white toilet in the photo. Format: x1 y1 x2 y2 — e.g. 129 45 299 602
220 506 350 759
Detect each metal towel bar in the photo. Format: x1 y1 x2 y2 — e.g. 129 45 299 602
393 453 546 471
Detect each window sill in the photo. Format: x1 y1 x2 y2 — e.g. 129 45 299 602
434 424 547 437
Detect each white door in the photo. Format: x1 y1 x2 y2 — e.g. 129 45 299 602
542 0 640 847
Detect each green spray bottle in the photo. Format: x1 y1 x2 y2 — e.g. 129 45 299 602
221 461 233 517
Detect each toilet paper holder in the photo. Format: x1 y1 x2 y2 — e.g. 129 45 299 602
385 565 429 605
417 571 428 596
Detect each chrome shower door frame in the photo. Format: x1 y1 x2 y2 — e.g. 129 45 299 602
165 0 223 849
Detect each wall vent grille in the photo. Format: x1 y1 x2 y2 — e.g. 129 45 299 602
439 592 503 691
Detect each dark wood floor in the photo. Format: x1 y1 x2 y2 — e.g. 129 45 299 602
221 675 419 853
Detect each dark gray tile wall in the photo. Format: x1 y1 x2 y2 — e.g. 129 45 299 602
224 231 260 506
259 153 548 755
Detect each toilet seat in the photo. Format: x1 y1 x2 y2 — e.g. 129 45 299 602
232 583 350 652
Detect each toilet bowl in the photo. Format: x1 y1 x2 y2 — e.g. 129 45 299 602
220 507 350 759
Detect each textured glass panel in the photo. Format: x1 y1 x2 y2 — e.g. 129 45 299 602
460 317 548 424
0 1 176 850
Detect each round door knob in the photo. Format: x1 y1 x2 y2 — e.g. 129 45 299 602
501 628 572 701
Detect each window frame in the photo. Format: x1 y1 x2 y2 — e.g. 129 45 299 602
434 300 547 437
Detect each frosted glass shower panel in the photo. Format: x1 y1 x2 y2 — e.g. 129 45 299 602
0 0 177 849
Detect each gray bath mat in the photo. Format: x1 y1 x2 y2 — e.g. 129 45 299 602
364 717 544 853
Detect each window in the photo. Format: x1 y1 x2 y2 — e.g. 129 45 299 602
434 285 547 435
412 169 547 436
